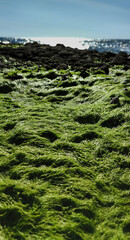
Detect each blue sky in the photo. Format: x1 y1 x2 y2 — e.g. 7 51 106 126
0 0 130 38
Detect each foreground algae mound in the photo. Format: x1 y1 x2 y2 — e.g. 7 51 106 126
0 43 130 239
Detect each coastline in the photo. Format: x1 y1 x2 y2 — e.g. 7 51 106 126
0 37 130 53
0 42 130 72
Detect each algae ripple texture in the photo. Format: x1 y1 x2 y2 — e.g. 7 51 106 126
0 43 130 240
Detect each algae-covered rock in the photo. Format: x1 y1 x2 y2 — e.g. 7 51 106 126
75 113 100 124
4 71 23 80
101 113 125 128
0 81 14 93
0 43 130 240
40 130 58 142
71 131 99 143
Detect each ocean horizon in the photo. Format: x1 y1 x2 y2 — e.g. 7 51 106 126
0 37 130 53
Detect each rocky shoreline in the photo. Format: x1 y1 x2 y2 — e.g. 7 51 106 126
0 42 130 73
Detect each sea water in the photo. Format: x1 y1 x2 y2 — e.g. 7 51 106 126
0 37 130 53
25 37 130 54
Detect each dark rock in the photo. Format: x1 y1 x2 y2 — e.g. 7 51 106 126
0 62 5 69
119 51 128 58
102 51 116 60
122 65 130 71
56 63 68 70
123 88 130 97
4 72 23 80
60 73 70 80
72 131 99 143
40 130 58 142
123 222 130 233
59 50 74 58
55 44 65 49
69 54 79 63
111 96 120 106
79 69 90 78
88 80 97 86
9 132 27 145
112 52 127 65
115 72 123 76
0 43 129 70
100 64 109 74
75 113 100 124
101 114 124 128
0 207 22 227
0 82 13 93
51 89 68 96
123 79 130 86
4 122 16 131
26 73 35 78
45 72 58 79
59 80 78 88
43 64 52 70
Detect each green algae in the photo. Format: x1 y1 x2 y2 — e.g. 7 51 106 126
0 59 130 240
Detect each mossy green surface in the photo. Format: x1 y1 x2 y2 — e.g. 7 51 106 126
0 60 130 239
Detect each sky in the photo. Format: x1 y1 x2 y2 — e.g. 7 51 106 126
0 0 130 39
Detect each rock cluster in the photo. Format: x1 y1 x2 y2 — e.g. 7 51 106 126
0 42 129 72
